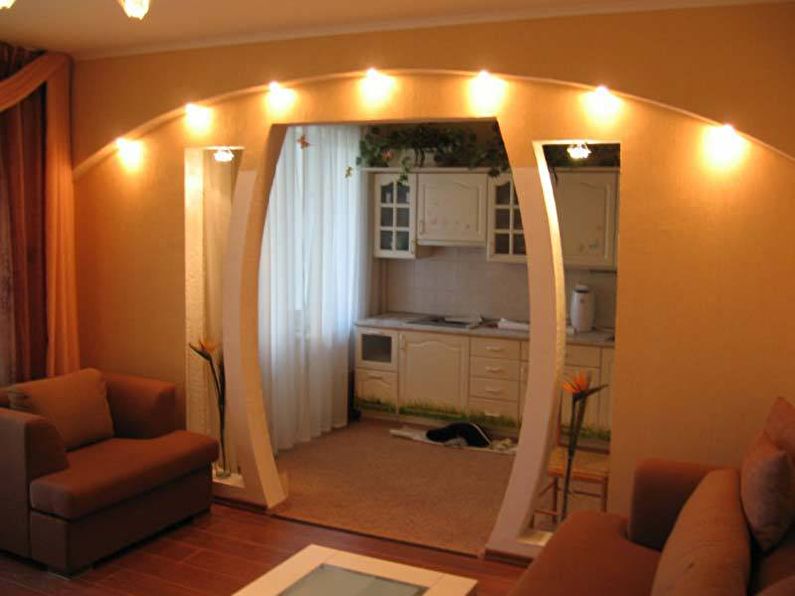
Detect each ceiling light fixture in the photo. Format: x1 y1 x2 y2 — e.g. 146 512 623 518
0 0 17 10
567 142 591 160
118 0 150 19
213 148 234 163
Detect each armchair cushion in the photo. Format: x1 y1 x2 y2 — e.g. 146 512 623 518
509 511 660 596
103 372 177 438
650 469 750 596
8 369 114 451
29 430 218 520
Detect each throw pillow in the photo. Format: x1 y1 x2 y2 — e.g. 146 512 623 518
765 397 795 463
9 368 114 450
741 431 795 552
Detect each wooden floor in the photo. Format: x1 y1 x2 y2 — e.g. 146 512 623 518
0 504 525 595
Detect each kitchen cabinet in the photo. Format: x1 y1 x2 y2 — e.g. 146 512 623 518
487 174 526 263
552 169 618 270
355 370 398 412
373 173 416 259
354 320 613 434
398 331 469 411
416 173 487 246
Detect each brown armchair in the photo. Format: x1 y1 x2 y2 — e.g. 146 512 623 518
0 370 218 574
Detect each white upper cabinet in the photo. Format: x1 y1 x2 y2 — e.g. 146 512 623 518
373 173 416 259
487 173 526 263
552 169 619 270
416 173 487 246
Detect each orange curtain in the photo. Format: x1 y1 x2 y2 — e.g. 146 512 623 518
0 49 80 377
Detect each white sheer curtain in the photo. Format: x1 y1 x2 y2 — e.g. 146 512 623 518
259 125 367 452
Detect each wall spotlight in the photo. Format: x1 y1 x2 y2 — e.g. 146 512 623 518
584 85 621 122
185 103 213 134
266 81 297 114
116 137 143 171
704 124 747 170
360 68 395 106
469 70 507 116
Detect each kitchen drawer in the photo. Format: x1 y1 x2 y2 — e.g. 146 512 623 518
355 369 398 408
470 357 520 381
521 341 530 361
468 396 519 421
471 337 520 360
565 345 601 368
470 377 519 402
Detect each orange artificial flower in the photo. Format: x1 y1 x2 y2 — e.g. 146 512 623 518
562 370 592 395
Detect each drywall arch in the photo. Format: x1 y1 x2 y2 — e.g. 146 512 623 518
73 69 789 560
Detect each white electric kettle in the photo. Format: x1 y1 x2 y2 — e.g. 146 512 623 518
570 284 595 332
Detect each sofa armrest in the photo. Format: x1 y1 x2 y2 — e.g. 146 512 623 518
0 408 68 556
103 372 177 438
628 458 717 550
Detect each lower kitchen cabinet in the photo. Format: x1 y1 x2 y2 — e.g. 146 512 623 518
355 369 398 412
353 324 613 434
398 331 469 412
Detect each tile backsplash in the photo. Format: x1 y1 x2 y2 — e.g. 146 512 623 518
384 246 616 328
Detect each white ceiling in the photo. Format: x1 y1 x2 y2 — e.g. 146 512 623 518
0 0 775 59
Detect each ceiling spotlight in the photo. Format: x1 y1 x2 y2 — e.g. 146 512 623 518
0 0 17 10
118 0 150 20
213 148 235 163
567 142 591 160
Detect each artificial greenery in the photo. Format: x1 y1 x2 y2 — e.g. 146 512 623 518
356 123 510 181
356 396 519 429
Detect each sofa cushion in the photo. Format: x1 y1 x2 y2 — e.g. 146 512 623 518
752 525 795 593
29 431 218 520
765 398 795 462
9 369 114 451
509 512 660 596
650 469 750 596
758 576 795 595
741 432 795 552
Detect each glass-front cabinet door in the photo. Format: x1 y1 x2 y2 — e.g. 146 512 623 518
487 173 526 263
373 173 417 259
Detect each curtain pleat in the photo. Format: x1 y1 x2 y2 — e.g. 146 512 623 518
0 43 79 381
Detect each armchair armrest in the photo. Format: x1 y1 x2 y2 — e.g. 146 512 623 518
0 408 68 556
103 372 177 438
628 458 717 551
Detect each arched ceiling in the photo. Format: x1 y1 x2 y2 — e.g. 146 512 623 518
0 0 776 59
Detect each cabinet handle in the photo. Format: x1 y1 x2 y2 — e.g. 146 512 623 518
484 387 502 394
485 346 504 352
484 411 500 417
367 373 384 380
419 219 425 233
400 335 406 350
411 239 416 255
485 366 504 373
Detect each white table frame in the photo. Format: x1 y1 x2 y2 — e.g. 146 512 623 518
233 545 478 595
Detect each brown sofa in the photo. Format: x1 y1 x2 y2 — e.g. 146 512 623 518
0 370 218 574
511 459 795 595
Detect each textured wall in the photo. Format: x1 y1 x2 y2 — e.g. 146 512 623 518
72 3 795 167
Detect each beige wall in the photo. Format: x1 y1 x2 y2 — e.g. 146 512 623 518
72 3 795 167
73 63 795 518
71 4 795 516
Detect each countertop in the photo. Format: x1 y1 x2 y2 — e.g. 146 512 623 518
355 313 615 348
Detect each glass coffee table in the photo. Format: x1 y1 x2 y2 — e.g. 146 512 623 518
234 545 478 595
